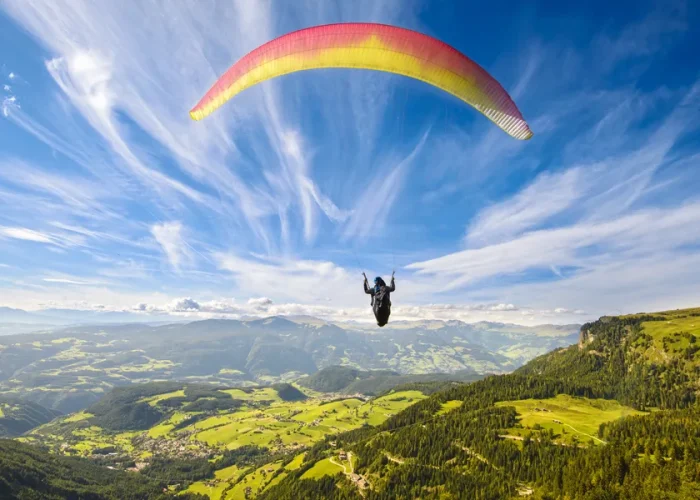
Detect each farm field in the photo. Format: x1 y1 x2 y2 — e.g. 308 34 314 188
24 383 423 498
189 390 425 451
28 385 425 465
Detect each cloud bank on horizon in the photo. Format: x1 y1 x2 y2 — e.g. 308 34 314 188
0 0 699 326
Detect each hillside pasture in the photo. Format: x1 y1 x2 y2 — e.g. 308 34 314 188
496 394 647 446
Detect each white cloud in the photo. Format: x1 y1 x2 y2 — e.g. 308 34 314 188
0 160 116 219
121 295 569 326
248 297 273 307
0 226 53 243
137 297 243 316
1 0 383 251
216 252 357 304
170 297 201 312
592 6 687 71
490 303 518 312
1 284 173 313
466 168 583 246
402 77 700 316
151 222 192 272
552 308 587 315
2 95 17 117
342 129 430 242
43 278 100 285
409 201 700 291
44 52 210 207
1 1 698 327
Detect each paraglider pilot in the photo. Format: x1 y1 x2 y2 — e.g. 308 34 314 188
363 271 395 327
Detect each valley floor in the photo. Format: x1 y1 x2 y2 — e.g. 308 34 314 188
24 385 426 498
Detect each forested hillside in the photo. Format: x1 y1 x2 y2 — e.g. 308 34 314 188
518 309 699 409
261 309 700 499
0 397 61 437
0 439 206 499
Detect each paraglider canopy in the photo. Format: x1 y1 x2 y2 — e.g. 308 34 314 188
190 23 533 140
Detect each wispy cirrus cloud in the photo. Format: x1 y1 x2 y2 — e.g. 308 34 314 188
0 160 118 219
591 2 688 72
0 226 54 244
342 129 430 242
465 167 583 247
2 96 16 117
43 277 103 286
215 251 356 304
44 51 212 208
409 201 700 289
406 77 700 314
151 221 193 272
1 0 395 254
1 1 698 325
0 225 95 248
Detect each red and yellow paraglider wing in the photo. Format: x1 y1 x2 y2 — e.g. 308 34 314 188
190 23 532 140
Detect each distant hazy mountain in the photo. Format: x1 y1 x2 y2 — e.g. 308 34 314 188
298 365 483 395
0 306 181 329
0 307 62 324
0 315 579 413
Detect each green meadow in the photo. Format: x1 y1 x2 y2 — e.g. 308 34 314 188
496 394 647 446
30 385 425 483
300 457 343 479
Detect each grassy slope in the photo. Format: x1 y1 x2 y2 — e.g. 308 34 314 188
141 390 187 406
185 465 247 500
300 457 343 479
224 461 284 499
496 394 647 445
184 452 308 499
635 309 700 364
437 400 463 415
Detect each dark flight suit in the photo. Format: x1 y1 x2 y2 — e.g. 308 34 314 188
364 277 395 327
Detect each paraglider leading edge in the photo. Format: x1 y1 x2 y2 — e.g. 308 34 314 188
189 22 533 141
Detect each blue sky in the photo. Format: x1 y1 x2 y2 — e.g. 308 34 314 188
0 0 699 325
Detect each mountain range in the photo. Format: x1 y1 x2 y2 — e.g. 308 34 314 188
0 307 697 499
0 306 181 327
0 315 578 414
